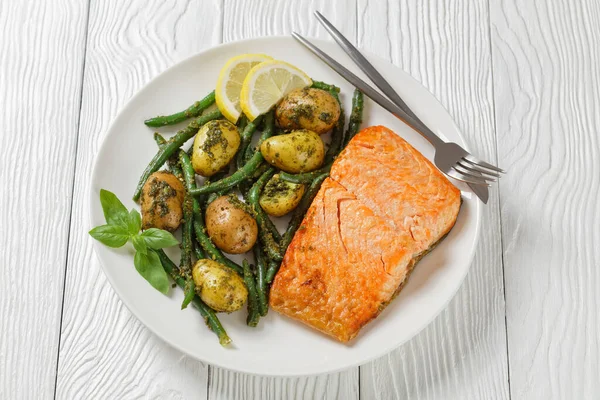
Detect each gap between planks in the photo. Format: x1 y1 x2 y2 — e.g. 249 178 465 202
52 1 92 399
484 0 512 397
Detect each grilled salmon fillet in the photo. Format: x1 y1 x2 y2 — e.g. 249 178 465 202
270 126 461 342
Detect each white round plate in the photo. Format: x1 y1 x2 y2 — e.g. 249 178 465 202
90 36 481 377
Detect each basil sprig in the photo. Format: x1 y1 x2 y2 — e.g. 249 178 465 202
89 189 178 294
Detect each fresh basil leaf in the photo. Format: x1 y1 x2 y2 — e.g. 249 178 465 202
89 224 130 248
140 228 179 249
134 250 170 294
132 235 147 254
127 209 142 235
100 189 128 226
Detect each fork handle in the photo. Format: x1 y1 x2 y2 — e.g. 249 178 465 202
292 32 445 148
313 12 445 148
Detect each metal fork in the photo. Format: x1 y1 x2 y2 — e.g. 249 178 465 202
293 13 504 199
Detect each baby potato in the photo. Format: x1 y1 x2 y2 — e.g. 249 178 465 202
192 120 240 177
260 129 325 173
275 88 341 134
140 171 185 232
259 174 305 217
205 195 258 254
192 259 248 312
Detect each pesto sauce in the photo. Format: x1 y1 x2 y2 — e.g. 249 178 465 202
263 176 300 204
201 121 230 159
148 178 177 217
288 102 315 126
226 193 253 215
318 112 332 123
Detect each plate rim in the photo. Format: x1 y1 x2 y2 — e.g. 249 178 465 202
89 35 482 377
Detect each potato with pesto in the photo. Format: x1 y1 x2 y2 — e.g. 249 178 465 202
192 120 240 177
259 174 305 217
192 259 248 312
260 129 325 173
275 88 341 134
140 171 185 231
205 195 258 254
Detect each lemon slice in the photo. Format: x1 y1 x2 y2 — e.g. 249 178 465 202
240 60 312 121
215 54 273 123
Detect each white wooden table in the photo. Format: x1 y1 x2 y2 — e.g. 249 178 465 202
2 0 598 398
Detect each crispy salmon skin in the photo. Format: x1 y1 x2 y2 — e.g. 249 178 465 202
270 126 461 342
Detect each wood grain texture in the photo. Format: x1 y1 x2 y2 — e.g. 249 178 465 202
491 1 600 398
208 1 359 399
357 1 509 399
54 0 223 398
0 1 87 398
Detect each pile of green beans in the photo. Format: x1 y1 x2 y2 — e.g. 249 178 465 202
137 83 364 339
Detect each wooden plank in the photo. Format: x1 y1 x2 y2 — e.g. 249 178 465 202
0 1 88 398
490 1 600 398
206 1 359 399
54 0 223 398
357 1 510 399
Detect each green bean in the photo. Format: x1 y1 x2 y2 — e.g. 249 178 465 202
258 111 276 146
178 151 196 309
236 115 262 169
252 162 271 179
189 150 264 196
144 91 216 127
181 281 195 310
201 169 230 206
179 151 196 192
253 245 269 316
281 172 328 251
153 132 167 146
311 80 340 93
266 260 280 284
324 91 345 164
343 89 364 147
193 240 205 260
242 260 260 327
237 114 248 131
278 163 332 184
155 249 231 346
205 192 220 207
246 111 274 164
178 149 243 275
192 217 242 275
244 141 256 164
180 196 194 271
154 132 184 178
134 110 222 201
237 162 267 197
179 195 195 309
248 168 282 261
